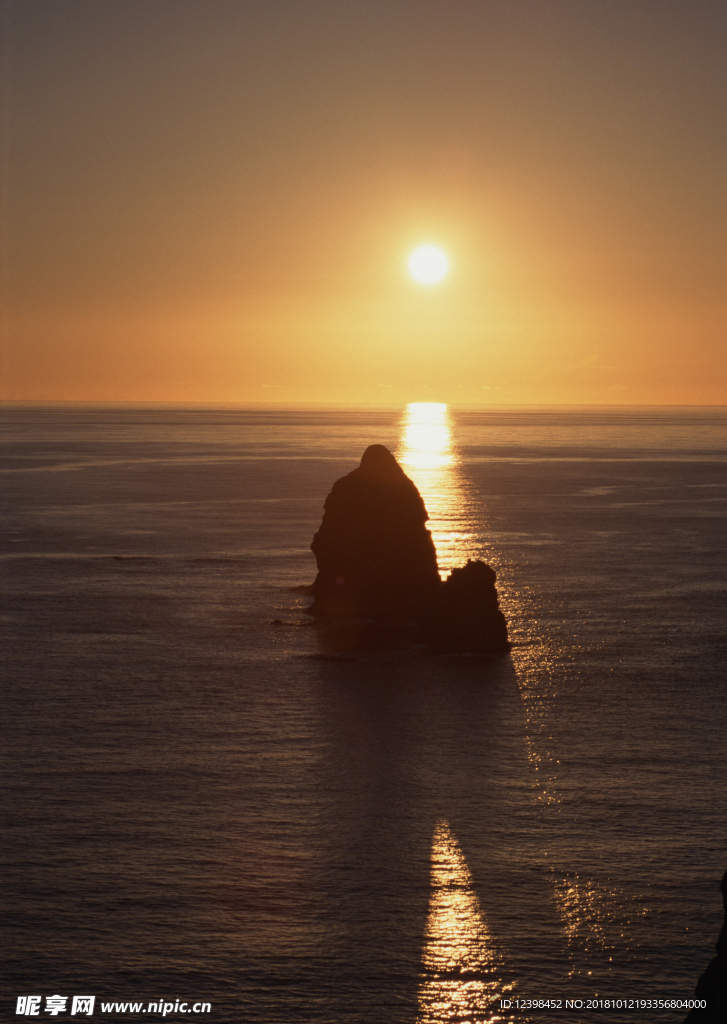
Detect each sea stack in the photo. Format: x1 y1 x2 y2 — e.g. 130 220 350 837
309 444 441 621
424 559 510 654
309 445 510 654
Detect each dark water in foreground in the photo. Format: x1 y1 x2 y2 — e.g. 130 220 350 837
2 405 726 1023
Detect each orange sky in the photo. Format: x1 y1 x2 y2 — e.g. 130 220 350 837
2 0 725 405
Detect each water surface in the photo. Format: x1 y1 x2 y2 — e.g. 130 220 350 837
2 405 726 1022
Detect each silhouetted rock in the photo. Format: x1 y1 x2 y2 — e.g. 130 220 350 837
424 559 510 654
309 445 441 621
308 446 510 654
684 869 727 1023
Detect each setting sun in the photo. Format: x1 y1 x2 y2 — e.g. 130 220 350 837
407 245 449 285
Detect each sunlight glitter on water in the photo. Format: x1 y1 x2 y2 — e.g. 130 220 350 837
416 821 513 1023
398 404 453 470
397 404 480 575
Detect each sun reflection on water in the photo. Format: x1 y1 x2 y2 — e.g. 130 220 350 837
417 821 512 1023
397 403 481 575
399 403 454 470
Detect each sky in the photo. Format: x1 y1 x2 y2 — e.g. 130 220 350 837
2 0 725 406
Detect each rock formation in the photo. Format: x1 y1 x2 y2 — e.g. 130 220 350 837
684 868 727 1023
424 559 510 654
309 445 510 654
309 444 441 621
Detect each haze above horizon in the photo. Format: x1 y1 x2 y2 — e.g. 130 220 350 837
2 0 725 406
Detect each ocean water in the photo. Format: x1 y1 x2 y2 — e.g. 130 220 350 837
1 404 726 1024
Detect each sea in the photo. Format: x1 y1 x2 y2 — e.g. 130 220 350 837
2 404 726 1024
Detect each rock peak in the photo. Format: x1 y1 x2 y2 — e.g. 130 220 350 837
358 444 405 478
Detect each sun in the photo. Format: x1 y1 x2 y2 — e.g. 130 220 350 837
408 244 449 285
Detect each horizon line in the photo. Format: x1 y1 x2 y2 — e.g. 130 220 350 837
2 400 726 412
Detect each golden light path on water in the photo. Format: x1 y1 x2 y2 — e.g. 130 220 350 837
417 821 512 1023
396 403 480 576
398 403 628 979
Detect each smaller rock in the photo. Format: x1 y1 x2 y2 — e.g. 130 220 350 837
422 559 510 654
